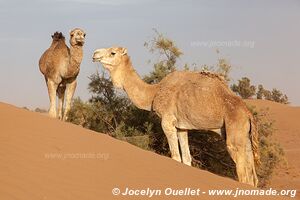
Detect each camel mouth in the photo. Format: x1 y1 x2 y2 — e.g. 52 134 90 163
92 57 112 66
75 39 85 46
92 57 101 62
76 41 85 46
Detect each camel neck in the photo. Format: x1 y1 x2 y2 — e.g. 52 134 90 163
112 62 159 111
70 45 83 67
67 45 83 77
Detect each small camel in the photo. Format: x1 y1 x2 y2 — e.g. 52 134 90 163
92 47 259 187
39 28 86 120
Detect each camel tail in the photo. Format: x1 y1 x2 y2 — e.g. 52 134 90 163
249 114 260 167
51 32 65 42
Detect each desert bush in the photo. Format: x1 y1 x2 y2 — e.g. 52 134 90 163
68 72 158 140
143 29 182 84
232 78 289 104
231 77 256 99
257 84 289 104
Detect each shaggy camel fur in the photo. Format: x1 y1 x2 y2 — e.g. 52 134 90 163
39 28 85 120
92 47 259 187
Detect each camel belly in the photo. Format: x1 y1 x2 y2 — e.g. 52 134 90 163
174 85 225 130
175 112 224 130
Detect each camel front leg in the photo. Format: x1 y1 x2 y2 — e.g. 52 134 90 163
57 84 66 120
177 130 192 166
161 117 181 163
46 79 58 118
63 80 77 121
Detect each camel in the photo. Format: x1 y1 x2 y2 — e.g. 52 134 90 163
92 47 260 187
39 28 86 121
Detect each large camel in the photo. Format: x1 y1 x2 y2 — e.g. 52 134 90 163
39 28 86 120
92 47 259 187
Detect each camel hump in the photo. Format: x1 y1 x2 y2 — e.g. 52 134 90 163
51 32 65 41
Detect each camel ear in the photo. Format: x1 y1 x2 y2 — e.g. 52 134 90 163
121 48 127 55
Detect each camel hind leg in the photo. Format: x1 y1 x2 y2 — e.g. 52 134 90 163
177 130 192 166
225 119 258 187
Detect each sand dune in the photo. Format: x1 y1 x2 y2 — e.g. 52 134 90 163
0 102 293 199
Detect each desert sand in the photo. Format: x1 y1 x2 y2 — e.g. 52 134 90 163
246 99 300 198
0 101 295 199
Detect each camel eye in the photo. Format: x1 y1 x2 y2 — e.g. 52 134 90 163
83 33 86 37
111 52 116 56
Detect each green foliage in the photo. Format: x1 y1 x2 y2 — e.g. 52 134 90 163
216 58 232 82
270 89 289 104
232 78 289 104
256 84 289 104
143 29 183 83
257 84 264 99
231 77 256 99
68 72 159 147
68 72 132 135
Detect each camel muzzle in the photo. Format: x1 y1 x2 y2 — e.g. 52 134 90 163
92 49 106 62
92 53 102 62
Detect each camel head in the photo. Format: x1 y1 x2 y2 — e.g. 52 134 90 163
92 47 128 71
69 28 86 46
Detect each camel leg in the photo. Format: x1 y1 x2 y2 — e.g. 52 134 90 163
63 80 77 121
161 116 181 163
57 84 66 120
225 121 258 187
46 79 58 118
177 130 192 166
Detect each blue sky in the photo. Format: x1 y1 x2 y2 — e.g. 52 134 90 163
0 0 299 108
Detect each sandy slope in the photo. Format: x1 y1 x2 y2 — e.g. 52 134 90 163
245 99 300 197
0 102 292 200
